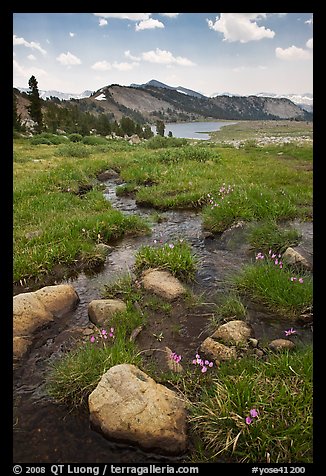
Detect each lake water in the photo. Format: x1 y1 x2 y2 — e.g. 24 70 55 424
152 121 236 140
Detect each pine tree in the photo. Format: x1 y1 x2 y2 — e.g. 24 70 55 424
27 75 44 133
156 119 165 137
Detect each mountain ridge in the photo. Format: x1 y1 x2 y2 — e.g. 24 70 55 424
14 81 313 126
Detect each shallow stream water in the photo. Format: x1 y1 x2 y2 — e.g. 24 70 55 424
13 179 313 463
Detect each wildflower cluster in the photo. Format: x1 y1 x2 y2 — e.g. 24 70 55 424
284 327 297 337
170 352 182 363
245 408 259 425
207 183 234 210
192 353 214 373
256 249 283 269
256 249 305 283
90 327 115 344
290 276 304 284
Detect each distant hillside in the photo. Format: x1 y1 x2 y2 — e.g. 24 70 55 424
14 82 313 130
211 91 313 113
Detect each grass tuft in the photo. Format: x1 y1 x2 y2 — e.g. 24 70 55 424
134 239 198 281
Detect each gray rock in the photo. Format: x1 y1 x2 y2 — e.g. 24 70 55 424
95 243 112 257
88 299 127 327
88 364 187 455
97 169 120 181
141 269 187 301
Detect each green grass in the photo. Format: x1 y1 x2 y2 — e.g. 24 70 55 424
134 239 198 281
202 184 305 233
13 140 150 283
248 221 301 254
47 306 144 407
232 258 312 318
188 345 313 463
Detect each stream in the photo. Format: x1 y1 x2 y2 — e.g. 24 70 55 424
13 178 313 463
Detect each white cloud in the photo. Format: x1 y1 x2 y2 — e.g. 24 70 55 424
69 32 75 37
91 60 111 71
13 58 47 79
207 13 275 43
99 18 108 27
56 51 82 65
305 17 313 25
124 50 141 61
141 48 195 66
306 38 313 49
91 60 138 71
135 18 164 31
93 13 150 21
13 34 47 55
159 13 179 18
275 45 312 60
111 61 139 71
27 54 36 61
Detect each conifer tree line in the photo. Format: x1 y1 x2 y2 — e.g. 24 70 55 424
13 75 157 139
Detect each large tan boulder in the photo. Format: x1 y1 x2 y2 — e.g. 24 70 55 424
212 320 254 345
34 284 79 315
13 292 53 337
141 269 187 301
88 364 187 455
200 337 237 363
13 284 79 360
88 299 127 327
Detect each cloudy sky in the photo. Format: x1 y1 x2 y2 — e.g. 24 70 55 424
13 13 313 96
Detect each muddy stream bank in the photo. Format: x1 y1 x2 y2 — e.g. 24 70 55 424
13 179 313 463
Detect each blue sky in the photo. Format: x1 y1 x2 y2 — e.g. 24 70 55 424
13 13 313 96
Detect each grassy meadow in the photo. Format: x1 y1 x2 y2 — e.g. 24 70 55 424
14 121 313 462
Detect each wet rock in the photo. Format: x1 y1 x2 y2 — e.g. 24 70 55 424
13 292 54 337
282 247 312 271
200 337 236 363
34 284 79 316
97 169 120 181
88 364 187 455
141 269 187 301
88 299 127 327
13 284 79 360
212 320 254 345
95 243 112 257
13 336 32 361
269 339 295 351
